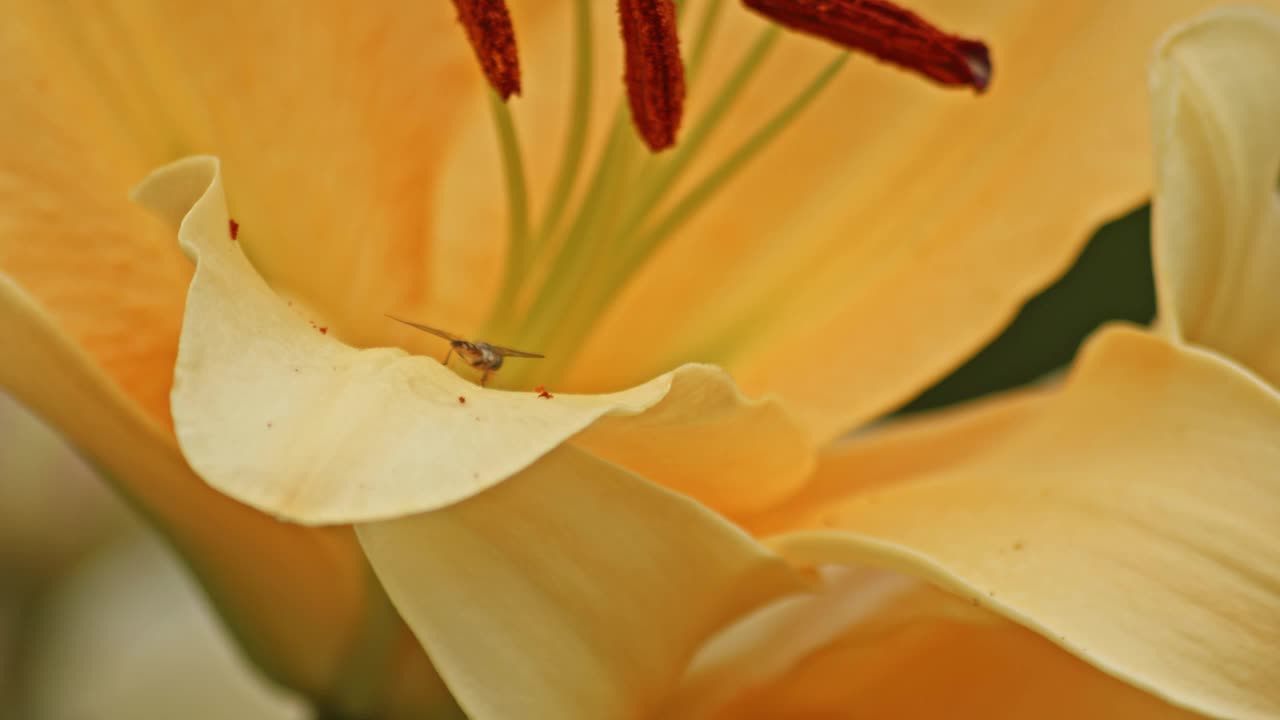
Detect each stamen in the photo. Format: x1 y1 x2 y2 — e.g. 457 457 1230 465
742 0 991 92
452 0 522 99
618 0 687 151
488 91 531 321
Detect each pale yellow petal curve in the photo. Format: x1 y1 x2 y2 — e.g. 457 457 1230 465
136 156 813 524
356 444 805 720
769 326 1280 718
1150 6 1280 386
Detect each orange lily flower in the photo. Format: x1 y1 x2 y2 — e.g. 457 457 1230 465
2 2 1276 718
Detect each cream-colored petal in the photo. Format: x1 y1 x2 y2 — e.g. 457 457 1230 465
555 0 1280 442
136 156 812 524
356 444 805 720
1150 7 1280 386
768 325 1280 719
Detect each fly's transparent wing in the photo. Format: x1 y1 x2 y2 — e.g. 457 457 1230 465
385 315 464 343
484 343 545 359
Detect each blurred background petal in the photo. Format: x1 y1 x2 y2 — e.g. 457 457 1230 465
23 530 308 720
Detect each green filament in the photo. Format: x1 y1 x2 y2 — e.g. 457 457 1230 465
487 90 531 325
537 54 851 384
614 26 781 254
530 0 594 258
620 54 850 275
685 0 727 86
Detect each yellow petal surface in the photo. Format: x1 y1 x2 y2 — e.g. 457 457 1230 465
136 156 813 524
356 444 805 720
770 326 1280 718
561 0 1280 441
1150 7 1280 386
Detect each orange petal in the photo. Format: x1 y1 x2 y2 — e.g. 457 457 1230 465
562 0 1280 441
0 1 504 416
715 617 1200 719
1149 7 1280 385
769 325 1280 718
357 444 804 719
743 382 1048 536
672 569 1195 719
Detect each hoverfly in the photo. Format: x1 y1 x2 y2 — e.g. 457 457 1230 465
386 316 544 386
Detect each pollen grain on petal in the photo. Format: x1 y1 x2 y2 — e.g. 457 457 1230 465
451 0 522 99
742 0 992 92
618 0 686 151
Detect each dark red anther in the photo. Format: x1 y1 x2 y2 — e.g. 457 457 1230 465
534 385 554 399
458 396 467 404
742 0 992 92
617 0 686 151
318 326 329 335
452 0 521 99
228 218 239 240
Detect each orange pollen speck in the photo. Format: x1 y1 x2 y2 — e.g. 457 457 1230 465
534 385 554 399
617 0 685 151
458 396 467 404
451 0 521 99
742 0 992 92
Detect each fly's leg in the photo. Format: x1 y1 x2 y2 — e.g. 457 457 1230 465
479 368 490 387
443 347 454 367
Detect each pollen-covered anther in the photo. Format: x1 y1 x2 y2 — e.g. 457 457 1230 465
743 0 992 92
618 0 686 151
452 0 522 99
